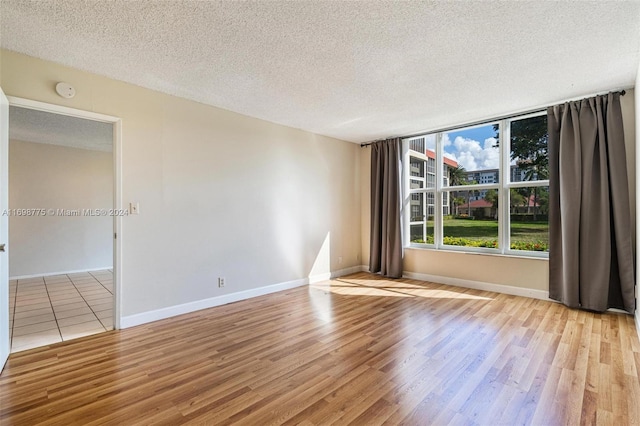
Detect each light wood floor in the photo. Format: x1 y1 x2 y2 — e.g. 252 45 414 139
1 272 639 425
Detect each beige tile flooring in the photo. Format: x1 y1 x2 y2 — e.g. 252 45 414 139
9 270 114 353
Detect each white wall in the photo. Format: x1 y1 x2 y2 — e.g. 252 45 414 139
361 90 636 296
8 139 113 277
0 50 361 320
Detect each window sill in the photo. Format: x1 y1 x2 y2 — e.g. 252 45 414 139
405 245 549 261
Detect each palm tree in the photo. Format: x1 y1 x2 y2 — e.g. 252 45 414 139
465 182 478 218
448 165 467 186
448 165 467 215
453 196 466 216
484 189 499 219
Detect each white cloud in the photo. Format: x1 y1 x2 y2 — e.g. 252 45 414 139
448 136 499 171
443 151 458 162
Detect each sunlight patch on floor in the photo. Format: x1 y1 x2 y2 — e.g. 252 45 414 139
311 278 493 301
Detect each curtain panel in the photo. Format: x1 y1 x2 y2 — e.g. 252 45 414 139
369 138 403 278
548 93 635 313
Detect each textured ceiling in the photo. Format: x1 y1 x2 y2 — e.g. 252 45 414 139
1 1 639 143
9 106 113 152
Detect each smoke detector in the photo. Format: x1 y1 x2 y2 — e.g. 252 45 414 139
55 82 76 99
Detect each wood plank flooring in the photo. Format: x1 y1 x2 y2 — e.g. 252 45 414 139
1 272 639 425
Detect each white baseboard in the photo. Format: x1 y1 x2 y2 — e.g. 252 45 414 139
121 277 308 329
10 267 113 280
308 273 332 284
330 268 636 319
402 270 550 301
122 265 368 329
331 265 366 278
400 272 634 316
309 265 367 284
402 272 630 315
121 265 634 331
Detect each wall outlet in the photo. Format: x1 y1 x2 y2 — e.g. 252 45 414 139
338 256 343 264
218 277 225 288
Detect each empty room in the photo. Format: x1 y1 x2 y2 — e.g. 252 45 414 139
0 1 639 425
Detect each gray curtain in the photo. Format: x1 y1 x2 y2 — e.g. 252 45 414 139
369 138 403 278
548 93 635 313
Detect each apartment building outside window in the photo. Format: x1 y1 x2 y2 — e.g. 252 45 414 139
405 135 457 244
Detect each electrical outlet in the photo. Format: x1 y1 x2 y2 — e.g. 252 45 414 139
338 256 343 264
218 277 225 288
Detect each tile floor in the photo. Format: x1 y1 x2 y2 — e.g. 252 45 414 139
9 270 114 353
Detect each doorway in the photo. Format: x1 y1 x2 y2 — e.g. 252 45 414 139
6 98 121 353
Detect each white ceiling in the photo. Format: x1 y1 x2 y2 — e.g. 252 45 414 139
1 1 639 144
9 106 113 152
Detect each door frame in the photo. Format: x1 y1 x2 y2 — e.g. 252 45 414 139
7 97 123 330
1 88 9 371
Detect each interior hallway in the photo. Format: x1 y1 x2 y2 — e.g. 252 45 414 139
8 270 113 352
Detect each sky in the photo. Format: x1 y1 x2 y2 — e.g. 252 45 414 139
443 124 499 171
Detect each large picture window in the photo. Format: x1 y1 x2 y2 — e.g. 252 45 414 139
403 112 549 256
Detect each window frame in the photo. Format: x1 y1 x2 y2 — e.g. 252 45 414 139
402 111 549 258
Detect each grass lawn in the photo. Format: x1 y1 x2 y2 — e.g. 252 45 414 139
414 217 549 251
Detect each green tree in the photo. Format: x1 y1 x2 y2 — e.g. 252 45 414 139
493 116 548 180
448 165 467 216
515 187 532 213
483 189 499 219
481 188 530 217
536 187 550 215
448 165 467 186
453 196 466 216
510 189 526 211
463 180 478 217
509 115 549 181
495 116 548 220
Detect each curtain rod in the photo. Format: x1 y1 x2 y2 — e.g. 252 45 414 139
360 89 627 147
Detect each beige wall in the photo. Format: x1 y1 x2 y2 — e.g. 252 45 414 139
361 90 636 293
9 140 113 277
627 64 640 326
1 49 361 317
621 90 636 246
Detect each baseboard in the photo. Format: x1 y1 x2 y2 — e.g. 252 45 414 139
309 265 368 283
402 270 550 301
121 277 308 328
337 268 636 314
635 312 640 344
401 272 638 316
122 265 368 329
10 267 113 280
331 265 366 278
308 273 332 284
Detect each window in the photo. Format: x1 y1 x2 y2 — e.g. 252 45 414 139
507 114 549 252
403 112 549 256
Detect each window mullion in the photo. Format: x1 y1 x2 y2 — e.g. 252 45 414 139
507 179 549 189
435 133 443 248
500 119 509 254
402 139 411 248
